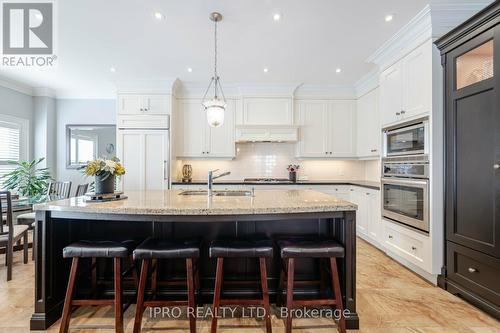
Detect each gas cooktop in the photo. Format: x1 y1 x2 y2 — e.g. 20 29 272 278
243 178 292 183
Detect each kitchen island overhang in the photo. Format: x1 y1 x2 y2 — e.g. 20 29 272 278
30 189 358 330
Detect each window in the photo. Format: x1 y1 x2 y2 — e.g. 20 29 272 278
0 115 29 181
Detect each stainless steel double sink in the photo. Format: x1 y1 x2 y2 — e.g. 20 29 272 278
178 190 253 197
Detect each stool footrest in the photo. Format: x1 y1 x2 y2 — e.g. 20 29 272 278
220 299 264 306
292 299 338 306
72 299 114 306
144 300 189 307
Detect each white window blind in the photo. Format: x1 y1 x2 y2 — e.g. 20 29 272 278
0 120 22 181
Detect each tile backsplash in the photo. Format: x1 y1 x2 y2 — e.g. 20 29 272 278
175 143 380 182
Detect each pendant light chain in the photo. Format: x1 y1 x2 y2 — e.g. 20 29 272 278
214 19 218 98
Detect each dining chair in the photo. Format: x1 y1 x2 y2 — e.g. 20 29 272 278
75 183 89 197
47 181 72 199
0 191 29 281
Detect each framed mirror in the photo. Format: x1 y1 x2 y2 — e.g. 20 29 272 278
66 125 116 169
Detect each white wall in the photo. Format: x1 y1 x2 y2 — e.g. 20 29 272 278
33 96 57 174
0 86 34 159
56 99 116 192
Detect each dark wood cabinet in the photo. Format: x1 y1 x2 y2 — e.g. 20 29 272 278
436 2 500 319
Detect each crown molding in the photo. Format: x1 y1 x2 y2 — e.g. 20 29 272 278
114 78 180 95
33 87 56 98
294 84 356 100
354 68 379 98
0 76 34 96
366 2 490 70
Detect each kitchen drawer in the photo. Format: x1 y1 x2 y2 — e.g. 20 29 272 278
384 220 430 271
447 241 500 307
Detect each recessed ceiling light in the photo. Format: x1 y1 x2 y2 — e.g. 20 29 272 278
335 68 342 73
187 67 193 73
263 68 269 73
385 14 393 22
109 67 116 73
273 13 281 21
154 12 164 20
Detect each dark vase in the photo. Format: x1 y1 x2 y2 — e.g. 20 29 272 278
95 174 115 194
289 171 297 183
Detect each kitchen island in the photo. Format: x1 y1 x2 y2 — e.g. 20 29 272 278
30 189 358 330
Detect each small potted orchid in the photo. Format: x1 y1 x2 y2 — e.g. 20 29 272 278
81 157 125 194
287 164 300 183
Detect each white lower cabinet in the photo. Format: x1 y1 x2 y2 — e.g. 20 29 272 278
348 187 383 250
383 219 432 277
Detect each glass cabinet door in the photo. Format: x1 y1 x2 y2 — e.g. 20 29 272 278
456 39 494 90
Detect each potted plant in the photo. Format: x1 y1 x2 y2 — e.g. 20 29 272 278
81 157 125 194
1 158 52 198
287 164 300 183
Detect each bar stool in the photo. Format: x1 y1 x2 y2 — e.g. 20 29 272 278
209 238 273 333
59 240 137 333
277 238 346 333
133 237 201 333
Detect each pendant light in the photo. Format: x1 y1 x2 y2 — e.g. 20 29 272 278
202 12 226 128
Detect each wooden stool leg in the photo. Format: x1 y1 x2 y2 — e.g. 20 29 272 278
6 240 13 281
114 258 124 333
211 258 224 333
186 258 196 333
151 258 158 299
259 258 272 333
23 232 28 264
277 260 286 307
59 258 79 333
285 258 294 333
330 258 346 333
31 228 35 261
134 260 149 333
91 258 97 295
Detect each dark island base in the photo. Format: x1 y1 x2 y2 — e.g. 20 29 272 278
30 210 357 330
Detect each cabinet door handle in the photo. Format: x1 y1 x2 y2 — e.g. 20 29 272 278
325 152 328 155
411 246 417 250
468 267 478 273
396 112 401 116
388 235 393 239
494 164 499 169
140 108 144 111
371 149 378 152
400 110 406 115
163 160 168 180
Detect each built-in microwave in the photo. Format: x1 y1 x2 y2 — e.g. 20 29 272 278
383 118 429 157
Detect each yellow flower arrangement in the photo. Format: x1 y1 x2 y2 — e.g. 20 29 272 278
81 157 125 179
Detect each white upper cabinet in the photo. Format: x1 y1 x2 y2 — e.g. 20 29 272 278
296 100 356 158
356 88 380 157
296 100 329 157
402 41 432 119
380 41 432 126
177 99 235 158
241 98 293 125
117 94 170 115
330 101 356 157
380 63 403 125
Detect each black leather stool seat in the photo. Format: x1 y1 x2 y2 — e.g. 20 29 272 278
63 240 136 258
133 238 200 260
277 239 345 258
210 238 273 258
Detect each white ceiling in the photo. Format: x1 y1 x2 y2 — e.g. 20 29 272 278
0 0 491 98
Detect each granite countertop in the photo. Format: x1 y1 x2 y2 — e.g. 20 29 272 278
171 179 380 190
34 189 357 215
